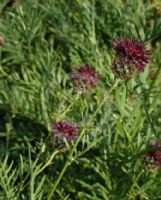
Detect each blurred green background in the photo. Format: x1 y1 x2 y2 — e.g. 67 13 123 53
1 0 161 199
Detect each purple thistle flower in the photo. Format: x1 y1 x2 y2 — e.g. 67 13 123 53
52 121 79 141
112 38 150 79
142 140 161 171
71 64 99 91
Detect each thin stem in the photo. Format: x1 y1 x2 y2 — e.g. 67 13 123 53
47 79 120 200
28 145 34 200
139 77 158 137
59 93 80 119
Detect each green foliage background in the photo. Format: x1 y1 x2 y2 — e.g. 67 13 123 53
0 0 161 199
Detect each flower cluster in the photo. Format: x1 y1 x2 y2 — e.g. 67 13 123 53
50 37 151 149
142 140 161 171
112 38 150 79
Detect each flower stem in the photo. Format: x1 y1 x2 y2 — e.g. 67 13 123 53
47 79 120 200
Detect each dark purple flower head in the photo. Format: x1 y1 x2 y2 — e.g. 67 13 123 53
52 121 79 141
113 38 150 71
71 64 99 91
142 140 161 171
